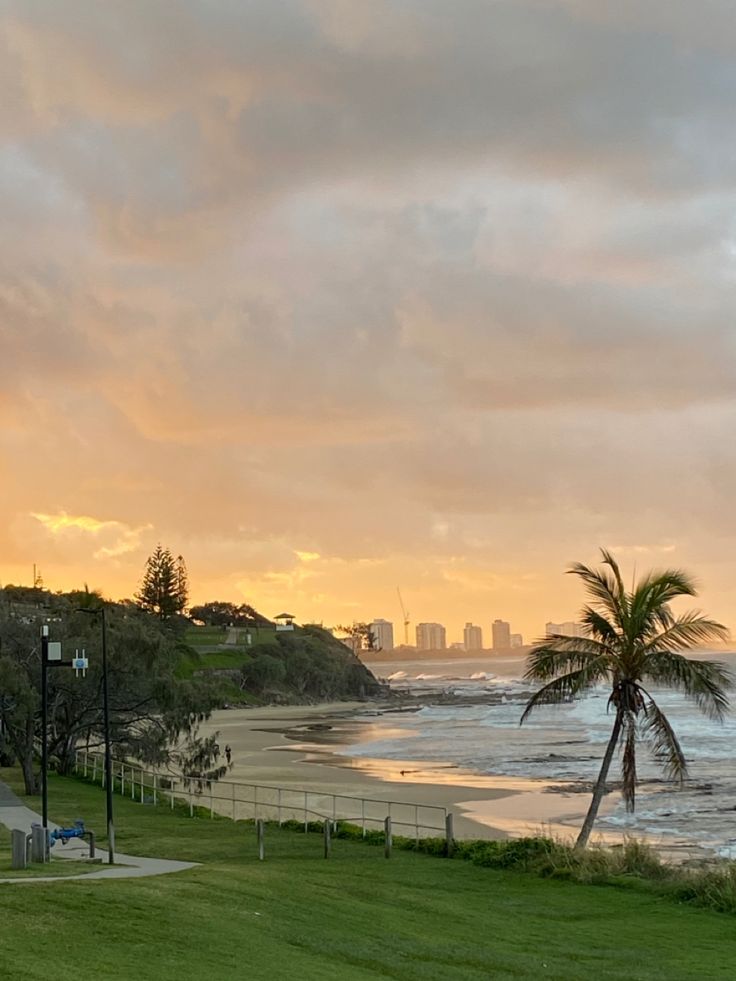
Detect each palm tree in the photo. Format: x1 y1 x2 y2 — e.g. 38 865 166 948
521 549 732 849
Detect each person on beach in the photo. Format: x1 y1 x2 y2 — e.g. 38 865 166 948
225 744 232 765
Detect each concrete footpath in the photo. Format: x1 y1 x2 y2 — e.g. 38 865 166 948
0 778 197 883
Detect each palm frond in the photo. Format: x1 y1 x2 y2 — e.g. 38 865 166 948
524 639 611 683
520 660 609 724
645 612 730 654
644 652 733 721
579 605 619 644
629 570 698 640
567 561 626 628
640 692 688 785
598 549 626 601
620 710 638 813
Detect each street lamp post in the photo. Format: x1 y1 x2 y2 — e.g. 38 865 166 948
39 624 74 859
79 606 115 864
40 625 49 834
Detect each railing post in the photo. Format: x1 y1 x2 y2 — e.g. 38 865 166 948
11 829 27 869
257 819 265 861
130 767 135 799
324 820 331 858
189 785 193 817
210 784 214 819
120 765 123 797
415 804 419 842
83 752 88 778
254 785 258 822
153 773 158 807
278 788 282 825
304 791 308 832
384 816 392 859
445 813 454 857
362 798 366 837
232 783 236 821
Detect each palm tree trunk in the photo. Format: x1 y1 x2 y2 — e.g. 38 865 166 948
575 710 623 849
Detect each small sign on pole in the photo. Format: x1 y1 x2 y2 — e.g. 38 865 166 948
73 649 89 678
47 642 62 662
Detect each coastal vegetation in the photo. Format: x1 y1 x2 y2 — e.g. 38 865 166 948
2 768 736 979
522 550 732 848
0 581 380 795
135 544 189 619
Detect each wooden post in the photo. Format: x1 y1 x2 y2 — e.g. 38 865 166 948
11 829 27 869
445 813 454 857
257 819 265 861
324 820 331 858
384 816 392 859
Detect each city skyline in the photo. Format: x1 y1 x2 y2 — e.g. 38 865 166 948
369 616 530 650
2 3 735 641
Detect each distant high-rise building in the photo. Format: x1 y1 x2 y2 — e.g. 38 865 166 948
545 621 585 638
416 622 446 651
463 622 483 651
510 633 523 648
370 619 394 651
491 619 511 650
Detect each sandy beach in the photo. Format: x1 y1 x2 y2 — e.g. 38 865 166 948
199 701 604 843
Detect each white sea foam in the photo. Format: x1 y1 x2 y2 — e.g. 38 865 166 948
353 652 736 853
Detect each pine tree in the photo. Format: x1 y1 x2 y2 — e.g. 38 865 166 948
174 554 189 615
136 545 186 619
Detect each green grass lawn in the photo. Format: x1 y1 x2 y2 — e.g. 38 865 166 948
1 769 735 980
184 625 278 649
0 844 95 880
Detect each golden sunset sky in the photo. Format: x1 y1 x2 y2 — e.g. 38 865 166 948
2 2 735 644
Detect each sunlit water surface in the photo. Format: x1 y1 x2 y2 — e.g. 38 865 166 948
359 653 736 856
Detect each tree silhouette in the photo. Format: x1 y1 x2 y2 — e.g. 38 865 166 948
521 549 732 848
136 545 188 619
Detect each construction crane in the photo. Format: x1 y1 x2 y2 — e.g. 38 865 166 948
396 587 410 647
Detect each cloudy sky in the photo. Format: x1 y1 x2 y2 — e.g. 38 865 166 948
2 0 735 643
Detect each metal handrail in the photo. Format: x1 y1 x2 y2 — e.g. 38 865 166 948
74 750 448 839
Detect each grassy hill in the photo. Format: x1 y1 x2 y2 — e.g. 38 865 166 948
2 769 736 980
180 622 383 705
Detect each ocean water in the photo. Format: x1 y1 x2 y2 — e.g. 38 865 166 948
360 653 736 856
